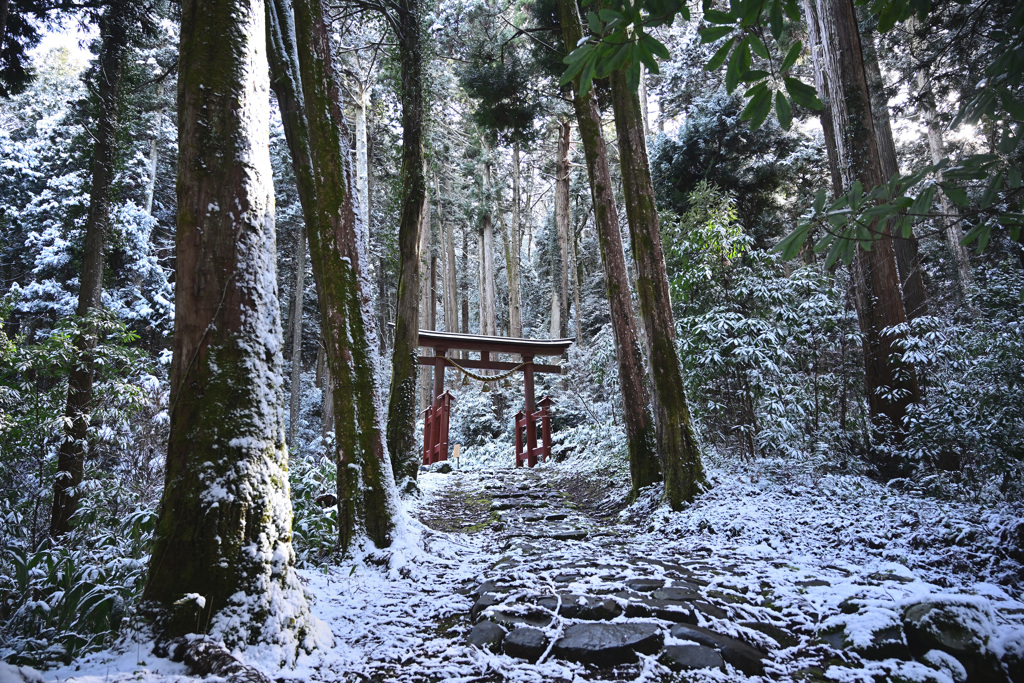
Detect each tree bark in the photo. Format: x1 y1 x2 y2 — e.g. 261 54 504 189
509 141 523 337
145 0 315 650
385 0 427 492
811 0 921 459
553 118 572 338
557 0 661 498
860 17 928 319
609 69 705 508
440 175 459 334
50 2 130 536
267 0 397 549
419 188 432 412
354 83 371 252
916 66 974 293
288 223 306 446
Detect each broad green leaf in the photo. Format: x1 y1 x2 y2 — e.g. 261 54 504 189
580 52 598 96
775 91 792 129
780 40 802 72
598 8 625 22
783 0 800 20
1008 168 1022 189
773 223 810 259
769 0 784 40
979 171 1004 209
598 42 634 78
700 25 734 43
725 37 750 93
741 68 770 82
705 38 734 70
813 188 827 213
740 0 763 26
784 76 824 110
741 83 773 129
750 33 770 58
702 9 735 23
939 181 969 207
640 32 671 60
587 11 603 35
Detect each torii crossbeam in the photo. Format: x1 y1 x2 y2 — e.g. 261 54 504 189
416 331 574 468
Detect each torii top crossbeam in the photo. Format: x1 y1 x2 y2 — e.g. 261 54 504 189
415 330 574 412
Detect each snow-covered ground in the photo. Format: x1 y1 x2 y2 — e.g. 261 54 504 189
21 454 1024 682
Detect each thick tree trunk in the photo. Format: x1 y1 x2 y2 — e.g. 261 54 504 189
557 0 661 498
861 19 928 319
509 141 523 337
267 0 397 549
419 190 432 412
145 81 164 216
553 119 572 338
145 0 315 650
354 84 370 251
288 224 306 446
51 3 129 536
385 0 427 492
440 176 459 334
811 0 921 459
916 67 974 292
609 70 705 508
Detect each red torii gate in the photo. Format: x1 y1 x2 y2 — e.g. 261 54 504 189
416 330 573 468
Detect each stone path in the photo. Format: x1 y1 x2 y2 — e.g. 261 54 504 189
417 467 1022 682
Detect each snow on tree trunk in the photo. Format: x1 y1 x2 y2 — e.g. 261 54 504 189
557 0 661 498
609 69 706 509
51 2 129 537
811 0 921 459
509 141 523 338
145 80 164 216
288 224 306 446
419 189 432 413
553 119 572 339
144 0 318 653
385 0 427 493
354 85 370 254
266 0 399 549
860 17 928 320
440 175 459 335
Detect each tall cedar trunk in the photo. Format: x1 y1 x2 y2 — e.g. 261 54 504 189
144 0 315 649
509 141 523 337
916 66 974 292
145 80 164 216
440 176 459 334
554 119 572 338
50 4 129 536
480 149 498 336
557 0 661 497
354 84 370 252
860 18 928 319
267 0 396 549
386 0 426 491
812 0 921 457
609 70 705 508
288 224 306 445
419 190 432 412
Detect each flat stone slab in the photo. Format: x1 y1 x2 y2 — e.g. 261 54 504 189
671 623 766 676
626 578 665 592
552 622 664 665
662 644 725 672
535 594 623 621
623 596 698 623
503 627 548 662
467 621 506 652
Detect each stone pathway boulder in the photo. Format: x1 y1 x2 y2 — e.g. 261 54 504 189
670 623 767 676
503 627 548 662
552 623 664 665
661 644 725 672
466 621 506 652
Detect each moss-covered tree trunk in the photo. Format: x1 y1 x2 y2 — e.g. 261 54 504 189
609 71 705 509
386 0 427 493
812 0 921 461
267 0 398 551
557 0 661 498
144 0 315 652
288 223 306 446
50 1 130 536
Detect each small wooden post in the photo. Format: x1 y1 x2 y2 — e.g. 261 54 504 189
433 347 446 403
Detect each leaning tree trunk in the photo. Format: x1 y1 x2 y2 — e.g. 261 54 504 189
51 2 129 536
267 0 397 550
557 0 661 498
812 0 921 460
144 0 315 650
609 70 705 509
385 0 427 492
860 17 928 320
553 119 572 339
